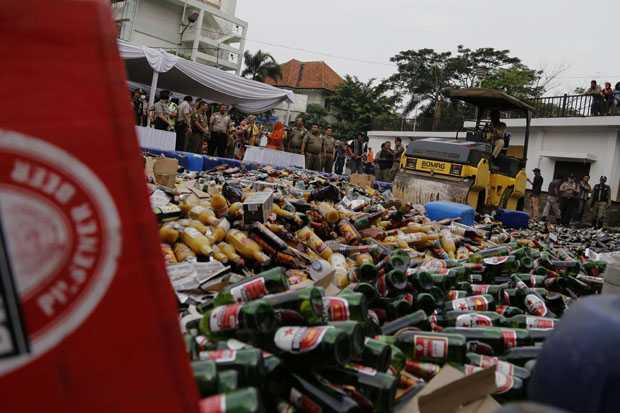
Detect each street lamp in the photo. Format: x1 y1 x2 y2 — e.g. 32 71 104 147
179 11 200 44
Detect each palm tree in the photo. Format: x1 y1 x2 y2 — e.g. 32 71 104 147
241 50 282 82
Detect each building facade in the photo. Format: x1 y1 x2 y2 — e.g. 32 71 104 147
265 59 344 123
111 0 247 74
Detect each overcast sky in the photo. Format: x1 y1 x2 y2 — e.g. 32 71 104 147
237 0 619 95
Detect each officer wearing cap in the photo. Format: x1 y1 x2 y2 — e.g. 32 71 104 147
591 176 611 228
527 168 543 220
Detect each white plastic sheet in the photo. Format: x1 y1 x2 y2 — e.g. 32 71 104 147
118 40 294 113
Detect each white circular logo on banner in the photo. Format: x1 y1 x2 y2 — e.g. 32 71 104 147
0 130 121 375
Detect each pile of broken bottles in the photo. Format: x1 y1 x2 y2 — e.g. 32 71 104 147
150 165 608 413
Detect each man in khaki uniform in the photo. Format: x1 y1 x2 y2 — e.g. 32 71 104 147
322 127 336 173
302 124 323 171
286 117 309 154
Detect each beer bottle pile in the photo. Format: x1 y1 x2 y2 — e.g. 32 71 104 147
152 165 608 412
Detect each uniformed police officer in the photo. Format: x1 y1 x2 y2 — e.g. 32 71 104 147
322 127 336 173
301 124 323 171
591 176 611 228
286 117 309 154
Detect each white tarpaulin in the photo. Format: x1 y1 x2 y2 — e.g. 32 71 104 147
118 40 294 113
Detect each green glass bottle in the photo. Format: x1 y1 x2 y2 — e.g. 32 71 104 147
214 267 289 306
441 327 530 355
500 314 557 330
192 360 239 396
432 311 503 328
500 345 543 367
197 348 264 387
358 337 393 373
581 260 607 277
386 269 407 290
411 271 434 290
272 325 352 367
330 320 365 358
495 305 525 318
482 255 520 277
262 287 325 326
353 210 384 230
322 291 368 322
443 294 496 312
415 292 437 316
198 387 261 413
404 359 441 381
381 309 431 335
506 273 546 288
199 300 276 340
321 365 398 413
377 331 467 364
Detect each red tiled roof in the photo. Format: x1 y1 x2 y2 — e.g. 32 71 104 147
266 59 344 92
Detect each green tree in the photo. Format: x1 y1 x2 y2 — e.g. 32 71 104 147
241 50 282 82
387 46 548 129
327 75 400 138
480 64 544 99
303 104 328 128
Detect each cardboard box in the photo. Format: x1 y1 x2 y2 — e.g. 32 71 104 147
396 365 500 413
351 173 376 188
243 191 274 224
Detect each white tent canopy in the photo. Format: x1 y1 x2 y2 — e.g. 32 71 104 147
118 40 294 114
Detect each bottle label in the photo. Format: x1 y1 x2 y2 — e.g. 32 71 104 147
323 297 350 321
455 313 493 328
209 304 241 332
204 349 237 363
230 277 268 303
500 329 517 350
199 394 226 413
348 363 377 376
195 335 209 352
494 371 514 394
478 355 514 376
471 284 490 294
495 305 508 315
464 365 513 394
525 294 548 316
185 227 203 238
451 296 488 312
275 326 329 353
530 274 537 287
290 387 322 413
420 259 448 275
402 293 414 304
413 334 448 361
376 274 388 297
483 256 509 265
447 290 465 300
526 316 555 330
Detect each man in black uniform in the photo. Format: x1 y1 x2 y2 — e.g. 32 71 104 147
591 176 611 228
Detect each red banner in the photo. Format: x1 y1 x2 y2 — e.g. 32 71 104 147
0 1 199 411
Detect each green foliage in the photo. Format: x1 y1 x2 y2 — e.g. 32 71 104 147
480 64 544 99
387 45 547 119
241 50 282 82
303 104 329 128
327 75 400 138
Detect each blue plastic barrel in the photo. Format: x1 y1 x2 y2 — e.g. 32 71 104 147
425 201 475 225
528 295 620 413
496 209 529 229
177 152 204 171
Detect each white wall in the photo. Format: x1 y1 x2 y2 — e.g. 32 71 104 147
131 0 181 48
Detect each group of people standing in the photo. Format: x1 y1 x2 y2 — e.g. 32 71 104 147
584 80 620 116
284 118 342 173
529 168 612 228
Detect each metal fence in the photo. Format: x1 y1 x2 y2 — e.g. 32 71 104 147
527 94 613 118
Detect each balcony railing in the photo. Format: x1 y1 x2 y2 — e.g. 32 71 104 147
528 94 616 118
